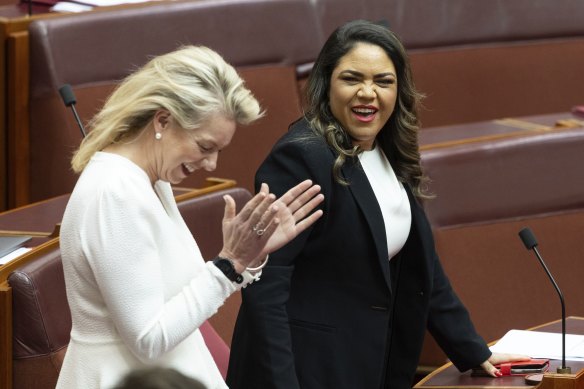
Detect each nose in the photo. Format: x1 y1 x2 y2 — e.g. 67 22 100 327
357 84 376 99
203 152 218 172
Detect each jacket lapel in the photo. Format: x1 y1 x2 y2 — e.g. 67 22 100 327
342 158 392 292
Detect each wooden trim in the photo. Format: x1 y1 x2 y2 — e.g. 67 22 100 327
0 230 49 237
173 177 237 203
420 118 583 152
0 237 59 282
0 194 69 217
0 282 13 389
7 30 29 208
414 317 584 388
0 237 59 389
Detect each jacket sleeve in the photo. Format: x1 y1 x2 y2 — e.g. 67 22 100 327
227 130 331 389
426 247 492 371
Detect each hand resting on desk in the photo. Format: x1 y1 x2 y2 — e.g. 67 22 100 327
479 353 532 377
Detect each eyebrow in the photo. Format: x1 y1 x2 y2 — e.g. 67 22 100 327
339 70 396 78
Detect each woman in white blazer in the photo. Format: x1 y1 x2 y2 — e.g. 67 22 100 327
57 45 323 389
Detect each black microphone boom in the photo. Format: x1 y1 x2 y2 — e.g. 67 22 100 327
518 227 571 374
58 84 87 138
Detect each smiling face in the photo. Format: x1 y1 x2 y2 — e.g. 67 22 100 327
329 42 398 150
155 113 236 184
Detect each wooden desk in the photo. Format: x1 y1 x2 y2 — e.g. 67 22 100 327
0 177 235 244
415 317 584 388
1 3 51 211
419 112 584 152
0 0 169 210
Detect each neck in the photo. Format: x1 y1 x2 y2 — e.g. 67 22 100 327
103 127 158 183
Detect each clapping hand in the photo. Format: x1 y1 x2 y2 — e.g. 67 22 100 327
219 180 323 272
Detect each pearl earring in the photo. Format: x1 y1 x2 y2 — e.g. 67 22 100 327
155 132 162 140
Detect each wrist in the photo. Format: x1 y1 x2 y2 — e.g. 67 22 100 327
246 254 269 274
213 256 244 284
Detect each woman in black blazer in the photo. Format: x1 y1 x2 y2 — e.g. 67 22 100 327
227 20 525 389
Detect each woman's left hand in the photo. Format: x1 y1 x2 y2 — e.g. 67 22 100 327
259 179 324 258
479 353 532 377
241 179 323 269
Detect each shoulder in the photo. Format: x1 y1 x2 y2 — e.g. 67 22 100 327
69 153 156 215
270 118 332 162
256 118 335 194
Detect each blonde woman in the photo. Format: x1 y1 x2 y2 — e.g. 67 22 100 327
57 46 323 389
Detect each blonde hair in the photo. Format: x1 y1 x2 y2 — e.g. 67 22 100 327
71 45 262 172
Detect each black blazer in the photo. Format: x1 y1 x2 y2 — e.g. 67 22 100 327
227 119 490 389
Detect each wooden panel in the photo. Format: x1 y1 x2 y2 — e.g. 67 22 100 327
0 283 13 389
7 30 29 208
0 238 59 389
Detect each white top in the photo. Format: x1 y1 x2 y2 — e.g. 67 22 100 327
57 152 248 389
358 146 411 259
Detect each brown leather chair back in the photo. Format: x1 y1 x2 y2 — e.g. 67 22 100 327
8 242 69 389
177 187 253 346
2 186 251 387
419 208 584 368
27 0 323 203
388 0 584 49
420 117 584 229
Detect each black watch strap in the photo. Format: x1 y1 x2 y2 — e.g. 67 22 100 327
213 257 244 284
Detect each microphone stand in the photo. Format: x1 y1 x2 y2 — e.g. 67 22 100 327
532 245 571 373
519 227 571 374
58 84 87 138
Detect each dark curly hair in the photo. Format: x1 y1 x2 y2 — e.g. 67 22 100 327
304 20 429 198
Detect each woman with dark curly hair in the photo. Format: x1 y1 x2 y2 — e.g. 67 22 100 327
227 20 525 389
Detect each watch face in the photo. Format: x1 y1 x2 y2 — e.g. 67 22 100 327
213 258 243 284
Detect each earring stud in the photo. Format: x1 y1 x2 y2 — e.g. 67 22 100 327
155 132 162 140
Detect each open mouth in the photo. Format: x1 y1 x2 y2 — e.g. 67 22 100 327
182 163 195 176
352 107 377 121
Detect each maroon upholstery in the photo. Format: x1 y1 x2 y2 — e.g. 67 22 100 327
177 187 253 346
410 39 584 127
0 194 69 235
311 0 390 38
199 321 230 380
24 0 584 204
27 0 322 202
8 245 70 389
18 0 584 380
388 0 584 49
4 187 252 387
420 112 584 228
417 112 584 369
419 208 584 368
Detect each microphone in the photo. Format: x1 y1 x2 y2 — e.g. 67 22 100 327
58 84 87 138
518 227 571 374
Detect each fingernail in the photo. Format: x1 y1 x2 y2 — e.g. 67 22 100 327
495 371 503 377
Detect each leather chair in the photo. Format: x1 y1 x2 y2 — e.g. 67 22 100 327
26 0 322 204
0 186 253 388
177 187 253 347
418 208 584 370
8 239 67 389
414 113 584 375
386 0 584 127
419 112 584 229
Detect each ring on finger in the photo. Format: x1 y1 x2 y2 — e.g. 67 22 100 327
252 222 265 236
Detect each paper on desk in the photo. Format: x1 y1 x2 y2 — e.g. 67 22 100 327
72 0 150 6
490 329 584 361
0 247 32 265
50 1 93 12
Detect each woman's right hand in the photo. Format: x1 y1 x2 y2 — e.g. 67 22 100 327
219 180 323 273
